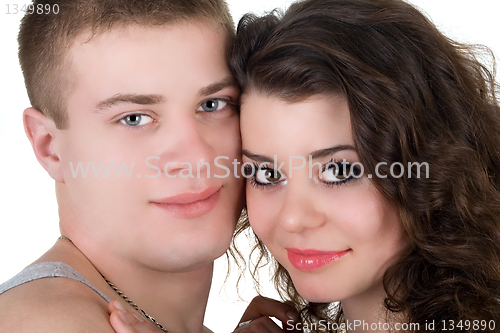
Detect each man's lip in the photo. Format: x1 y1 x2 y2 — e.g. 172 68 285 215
151 186 221 205
286 248 351 271
150 186 222 219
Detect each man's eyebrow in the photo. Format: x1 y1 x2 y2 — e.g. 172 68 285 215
199 77 238 96
310 145 356 159
95 94 165 112
242 149 274 164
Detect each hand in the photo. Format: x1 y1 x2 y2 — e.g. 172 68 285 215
233 296 301 332
108 300 164 333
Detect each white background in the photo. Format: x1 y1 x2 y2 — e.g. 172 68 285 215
0 0 498 332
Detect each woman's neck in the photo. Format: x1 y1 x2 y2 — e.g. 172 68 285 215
341 282 390 333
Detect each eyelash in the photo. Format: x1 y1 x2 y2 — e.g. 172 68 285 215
245 159 360 190
113 97 238 126
198 98 239 113
116 113 155 128
244 162 279 190
319 158 359 187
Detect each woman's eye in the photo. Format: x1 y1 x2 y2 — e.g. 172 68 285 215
197 99 228 112
255 168 285 184
120 114 153 126
320 161 356 184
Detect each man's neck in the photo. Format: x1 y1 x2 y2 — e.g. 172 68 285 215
41 238 213 333
98 257 213 333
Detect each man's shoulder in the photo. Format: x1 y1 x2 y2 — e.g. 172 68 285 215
0 275 114 332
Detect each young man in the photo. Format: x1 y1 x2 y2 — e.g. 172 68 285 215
0 1 299 332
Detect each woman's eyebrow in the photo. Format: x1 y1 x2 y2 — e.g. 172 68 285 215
242 149 274 163
309 145 356 159
242 145 356 163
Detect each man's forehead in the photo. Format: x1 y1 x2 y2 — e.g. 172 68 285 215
69 19 227 47
61 21 235 121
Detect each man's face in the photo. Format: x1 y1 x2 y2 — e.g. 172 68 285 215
54 22 244 272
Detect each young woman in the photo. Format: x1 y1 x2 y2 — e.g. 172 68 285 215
229 0 500 331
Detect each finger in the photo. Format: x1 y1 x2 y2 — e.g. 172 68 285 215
110 310 141 333
258 317 283 333
110 309 165 333
109 300 164 333
234 317 276 333
238 296 300 326
280 303 302 333
282 301 302 332
109 300 140 324
283 317 303 333
108 299 119 314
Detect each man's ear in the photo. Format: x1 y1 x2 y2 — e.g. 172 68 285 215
23 107 64 182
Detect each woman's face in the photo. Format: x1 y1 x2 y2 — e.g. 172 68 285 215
240 92 406 303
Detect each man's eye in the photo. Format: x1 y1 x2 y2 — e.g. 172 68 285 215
120 114 153 126
197 99 228 112
256 168 285 184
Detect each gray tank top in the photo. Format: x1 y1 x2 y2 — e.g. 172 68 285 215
0 261 110 302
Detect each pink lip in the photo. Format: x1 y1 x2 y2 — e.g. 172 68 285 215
151 186 221 218
286 248 351 271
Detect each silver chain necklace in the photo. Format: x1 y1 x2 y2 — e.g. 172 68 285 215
104 278 168 332
58 236 169 332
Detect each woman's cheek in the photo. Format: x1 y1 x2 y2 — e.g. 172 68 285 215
246 189 275 237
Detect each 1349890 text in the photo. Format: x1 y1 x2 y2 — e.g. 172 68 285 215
440 320 495 331
5 4 59 14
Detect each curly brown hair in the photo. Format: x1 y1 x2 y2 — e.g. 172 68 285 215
229 0 500 331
